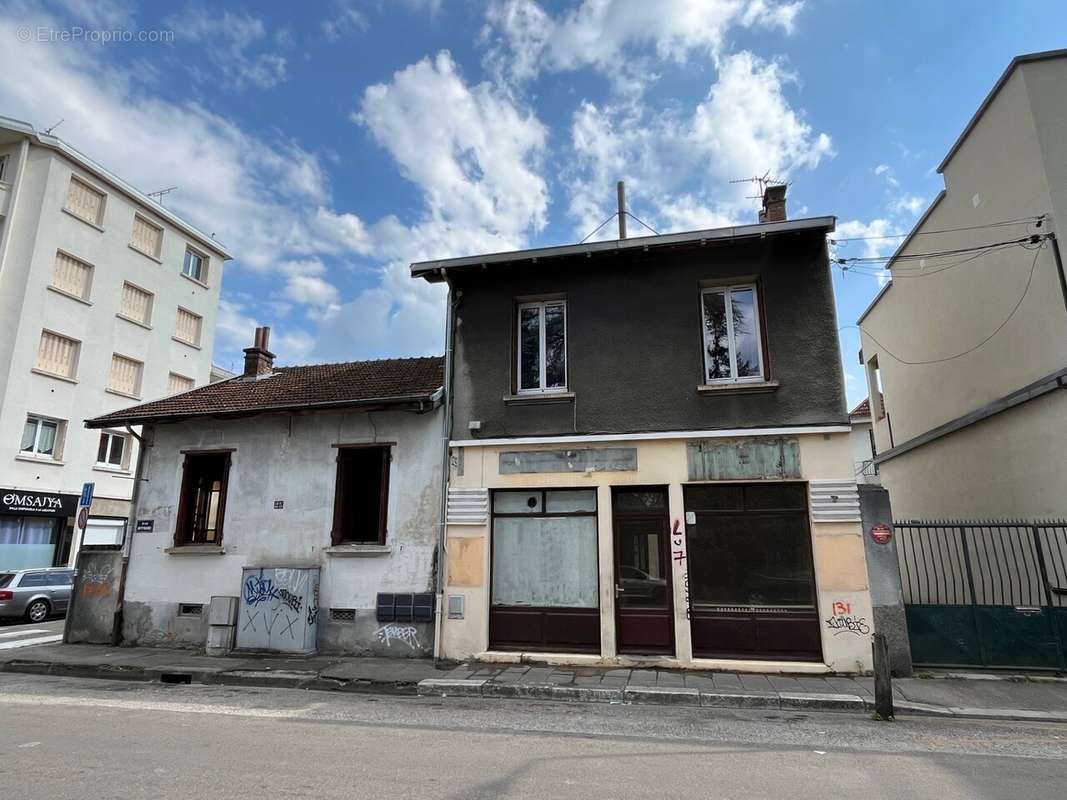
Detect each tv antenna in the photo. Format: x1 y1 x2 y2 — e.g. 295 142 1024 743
43 118 65 135
147 186 178 206
730 172 789 201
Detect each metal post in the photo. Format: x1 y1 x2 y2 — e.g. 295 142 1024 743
958 524 988 668
617 181 627 239
1032 525 1066 671
872 632 894 721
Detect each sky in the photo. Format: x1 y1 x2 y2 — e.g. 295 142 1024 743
1 0 1063 409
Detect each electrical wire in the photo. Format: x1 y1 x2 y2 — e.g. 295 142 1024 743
843 244 1044 365
829 215 1045 244
836 240 1028 280
835 234 1045 266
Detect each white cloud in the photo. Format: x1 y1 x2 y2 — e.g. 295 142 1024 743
873 164 890 175
889 194 925 216
484 0 805 87
48 0 135 28
566 50 832 238
214 299 315 365
167 9 288 90
321 1 368 40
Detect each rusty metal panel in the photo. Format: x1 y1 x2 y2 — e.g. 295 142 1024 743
499 447 638 474
686 437 800 481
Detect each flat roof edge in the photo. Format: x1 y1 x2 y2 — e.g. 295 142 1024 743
409 216 836 279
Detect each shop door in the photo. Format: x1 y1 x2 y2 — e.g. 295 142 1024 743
613 488 674 655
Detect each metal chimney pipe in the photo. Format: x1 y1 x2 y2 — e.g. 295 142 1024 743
617 181 627 239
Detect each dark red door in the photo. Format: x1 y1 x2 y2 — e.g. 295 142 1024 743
613 488 674 655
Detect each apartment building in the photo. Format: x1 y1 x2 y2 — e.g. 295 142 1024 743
0 116 231 571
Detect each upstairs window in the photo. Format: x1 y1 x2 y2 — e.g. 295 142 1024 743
174 307 202 347
130 214 163 259
50 251 93 300
108 354 143 398
700 284 765 384
167 372 194 394
517 300 567 394
175 452 231 546
96 431 128 469
119 282 154 326
35 330 80 379
182 248 207 283
21 415 62 460
64 176 105 227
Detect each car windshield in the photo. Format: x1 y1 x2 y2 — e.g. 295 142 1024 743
0 573 12 588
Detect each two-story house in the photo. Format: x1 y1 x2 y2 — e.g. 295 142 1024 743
413 190 875 674
858 49 1067 520
0 116 229 571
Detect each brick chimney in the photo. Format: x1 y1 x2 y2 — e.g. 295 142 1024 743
759 183 787 223
242 326 275 377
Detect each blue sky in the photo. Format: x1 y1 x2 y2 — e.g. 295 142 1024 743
2 0 1063 409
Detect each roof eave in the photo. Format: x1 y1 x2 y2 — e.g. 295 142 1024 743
409 216 837 282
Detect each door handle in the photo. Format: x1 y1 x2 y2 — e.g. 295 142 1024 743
615 585 625 595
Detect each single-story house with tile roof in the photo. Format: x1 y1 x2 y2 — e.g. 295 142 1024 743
84 327 445 656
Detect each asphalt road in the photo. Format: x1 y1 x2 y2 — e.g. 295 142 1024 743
0 618 64 649
1 673 1065 799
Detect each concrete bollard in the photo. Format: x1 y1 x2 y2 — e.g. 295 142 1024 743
872 631 895 721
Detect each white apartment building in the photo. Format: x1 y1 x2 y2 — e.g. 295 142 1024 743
0 116 231 571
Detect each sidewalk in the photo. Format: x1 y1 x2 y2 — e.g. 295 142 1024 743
3 641 1067 723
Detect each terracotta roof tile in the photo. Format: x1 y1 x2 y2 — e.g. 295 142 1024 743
849 397 871 418
86 356 444 428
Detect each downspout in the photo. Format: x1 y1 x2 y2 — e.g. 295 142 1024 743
432 271 457 662
112 424 152 644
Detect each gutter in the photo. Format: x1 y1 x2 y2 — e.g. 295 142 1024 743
433 272 457 663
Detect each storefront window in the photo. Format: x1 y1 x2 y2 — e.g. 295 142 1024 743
0 517 58 570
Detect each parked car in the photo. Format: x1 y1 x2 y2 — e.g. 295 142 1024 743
0 568 75 622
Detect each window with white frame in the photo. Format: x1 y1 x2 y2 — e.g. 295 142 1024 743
167 372 194 394
96 431 128 469
119 282 153 326
182 248 207 283
108 354 143 398
64 176 105 227
50 251 93 300
35 330 80 379
130 214 163 259
516 300 567 393
20 415 63 460
700 284 765 384
174 307 202 346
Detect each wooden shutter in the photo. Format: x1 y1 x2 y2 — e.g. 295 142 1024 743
168 373 194 394
36 331 78 377
174 308 202 346
108 354 142 396
51 251 91 299
120 283 153 324
130 216 162 258
65 177 103 225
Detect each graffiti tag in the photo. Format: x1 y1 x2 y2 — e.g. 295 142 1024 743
243 576 279 605
306 582 319 626
671 519 692 620
375 624 420 649
80 563 113 599
278 589 302 613
826 614 871 636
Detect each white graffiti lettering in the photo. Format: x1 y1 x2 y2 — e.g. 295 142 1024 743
375 624 420 649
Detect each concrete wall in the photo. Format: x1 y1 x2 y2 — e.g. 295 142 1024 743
0 139 225 531
451 231 847 438
122 408 441 656
858 485 911 675
65 549 124 645
441 430 876 675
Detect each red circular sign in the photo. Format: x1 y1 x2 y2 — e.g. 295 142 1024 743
870 523 892 544
77 507 89 530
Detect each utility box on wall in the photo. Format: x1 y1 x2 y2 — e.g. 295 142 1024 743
235 566 320 654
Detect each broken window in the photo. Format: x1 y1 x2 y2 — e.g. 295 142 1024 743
174 452 230 546
516 300 567 393
332 446 390 545
700 284 765 384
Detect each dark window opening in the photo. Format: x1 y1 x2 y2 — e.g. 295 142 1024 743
175 453 230 546
332 446 390 545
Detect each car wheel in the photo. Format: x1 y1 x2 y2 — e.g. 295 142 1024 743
25 599 50 623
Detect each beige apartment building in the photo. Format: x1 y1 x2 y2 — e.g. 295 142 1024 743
0 116 231 571
858 50 1067 520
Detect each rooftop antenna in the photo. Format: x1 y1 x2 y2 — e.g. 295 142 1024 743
147 186 178 206
617 180 627 239
43 118 64 135
730 171 789 201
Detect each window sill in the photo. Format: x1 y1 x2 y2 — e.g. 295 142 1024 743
172 336 202 350
503 391 576 405
325 544 392 557
46 285 92 306
164 545 226 556
127 243 163 264
180 272 210 290
14 454 64 466
116 313 152 330
62 207 104 232
92 464 131 476
697 380 780 396
105 388 142 401
31 368 78 384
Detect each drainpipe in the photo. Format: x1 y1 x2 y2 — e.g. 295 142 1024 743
432 271 457 662
113 424 152 644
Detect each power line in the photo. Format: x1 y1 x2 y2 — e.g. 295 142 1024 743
842 244 1044 365
836 240 1030 280
828 215 1045 244
834 233 1046 266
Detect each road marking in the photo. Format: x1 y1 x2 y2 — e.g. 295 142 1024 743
0 635 62 650
0 692 310 720
0 629 48 638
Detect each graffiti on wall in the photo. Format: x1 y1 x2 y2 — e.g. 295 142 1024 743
375 624 421 650
243 575 280 606
306 582 319 626
671 519 692 620
825 600 871 636
80 563 113 599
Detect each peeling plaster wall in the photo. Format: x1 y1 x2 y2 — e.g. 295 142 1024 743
122 409 441 656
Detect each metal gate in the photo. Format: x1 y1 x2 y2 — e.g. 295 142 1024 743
896 520 1067 670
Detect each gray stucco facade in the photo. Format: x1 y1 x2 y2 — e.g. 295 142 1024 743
449 228 846 439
